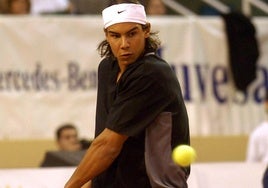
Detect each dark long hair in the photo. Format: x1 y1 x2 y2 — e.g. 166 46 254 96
98 0 161 59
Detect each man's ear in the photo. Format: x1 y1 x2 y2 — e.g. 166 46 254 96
144 22 151 37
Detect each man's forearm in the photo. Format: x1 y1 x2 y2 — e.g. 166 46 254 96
65 128 128 188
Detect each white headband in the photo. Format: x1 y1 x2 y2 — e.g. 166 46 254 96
102 3 147 29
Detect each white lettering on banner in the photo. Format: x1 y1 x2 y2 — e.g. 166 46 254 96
0 16 267 139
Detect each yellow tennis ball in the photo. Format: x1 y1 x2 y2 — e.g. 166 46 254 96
172 145 196 167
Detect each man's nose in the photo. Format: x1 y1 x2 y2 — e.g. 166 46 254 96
121 36 130 48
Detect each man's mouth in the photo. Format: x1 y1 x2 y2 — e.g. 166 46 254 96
120 53 132 59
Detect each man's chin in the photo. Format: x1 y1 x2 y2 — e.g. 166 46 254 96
118 58 136 65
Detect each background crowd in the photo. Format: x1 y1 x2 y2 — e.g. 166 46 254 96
0 0 170 15
1 0 267 16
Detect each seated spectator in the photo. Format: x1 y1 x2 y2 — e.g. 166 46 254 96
0 0 31 14
145 0 167 15
246 90 268 188
109 0 166 16
30 0 73 15
40 123 91 167
246 91 268 163
56 123 82 151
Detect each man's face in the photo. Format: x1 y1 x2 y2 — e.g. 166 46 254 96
57 128 81 151
106 22 150 67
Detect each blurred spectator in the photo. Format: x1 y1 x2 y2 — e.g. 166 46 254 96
30 0 73 15
56 123 82 151
40 123 91 167
246 91 268 188
246 118 268 163
109 0 145 6
144 0 166 15
246 92 268 163
55 123 91 151
0 0 31 14
108 0 167 15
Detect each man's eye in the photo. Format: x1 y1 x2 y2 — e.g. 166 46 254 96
128 32 136 37
111 34 120 38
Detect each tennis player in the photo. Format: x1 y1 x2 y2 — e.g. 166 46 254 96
65 1 190 187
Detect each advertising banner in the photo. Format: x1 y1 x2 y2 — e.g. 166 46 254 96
0 16 267 139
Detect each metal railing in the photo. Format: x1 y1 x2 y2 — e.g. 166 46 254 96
202 0 230 14
161 0 196 16
242 0 268 15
